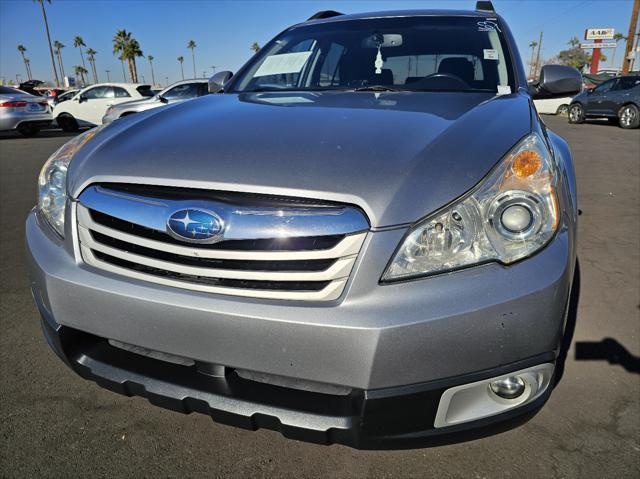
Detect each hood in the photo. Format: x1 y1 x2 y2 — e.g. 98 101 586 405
68 91 532 227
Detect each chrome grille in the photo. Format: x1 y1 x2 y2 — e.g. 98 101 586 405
76 185 368 301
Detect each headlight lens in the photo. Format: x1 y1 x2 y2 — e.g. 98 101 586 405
382 133 559 281
38 126 105 237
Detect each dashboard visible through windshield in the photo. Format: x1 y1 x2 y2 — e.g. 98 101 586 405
230 16 514 93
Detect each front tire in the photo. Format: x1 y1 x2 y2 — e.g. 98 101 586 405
57 113 79 132
618 104 639 129
568 104 585 124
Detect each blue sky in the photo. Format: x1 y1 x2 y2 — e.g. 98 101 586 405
0 0 635 86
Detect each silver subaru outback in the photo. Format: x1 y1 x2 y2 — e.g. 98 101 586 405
26 2 581 448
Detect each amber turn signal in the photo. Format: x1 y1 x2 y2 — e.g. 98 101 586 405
512 150 542 178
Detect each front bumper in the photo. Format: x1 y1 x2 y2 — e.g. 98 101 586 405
27 207 573 446
38 303 555 448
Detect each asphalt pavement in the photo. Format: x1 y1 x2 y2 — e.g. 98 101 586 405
0 117 638 478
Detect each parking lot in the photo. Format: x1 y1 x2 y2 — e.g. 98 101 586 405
0 116 638 478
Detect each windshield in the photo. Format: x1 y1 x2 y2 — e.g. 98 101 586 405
136 85 155 97
230 16 513 93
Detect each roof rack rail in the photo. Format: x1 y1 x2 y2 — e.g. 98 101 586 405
476 1 495 13
307 10 344 21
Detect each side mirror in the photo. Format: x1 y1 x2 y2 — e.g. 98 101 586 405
78 94 87 103
529 65 582 100
158 95 169 104
208 71 233 93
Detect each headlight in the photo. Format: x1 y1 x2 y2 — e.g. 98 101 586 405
38 126 105 237
382 133 559 281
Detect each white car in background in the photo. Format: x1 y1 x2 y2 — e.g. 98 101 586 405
53 83 154 131
533 96 574 116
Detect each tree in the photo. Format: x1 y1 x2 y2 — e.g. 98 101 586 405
568 37 580 48
528 41 538 79
113 30 144 82
53 40 65 80
17 45 32 80
33 0 60 86
113 29 131 82
74 36 86 70
610 32 626 70
74 65 88 85
148 55 156 85
24 59 32 81
86 48 98 83
251 42 260 53
124 39 144 83
187 40 197 78
557 38 607 71
177 56 184 80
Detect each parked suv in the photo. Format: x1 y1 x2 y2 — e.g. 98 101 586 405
53 83 154 131
102 79 210 124
27 2 581 448
569 75 640 128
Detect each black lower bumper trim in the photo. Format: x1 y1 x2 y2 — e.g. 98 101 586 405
37 303 555 449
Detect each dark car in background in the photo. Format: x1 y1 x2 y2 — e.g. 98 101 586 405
569 76 640 129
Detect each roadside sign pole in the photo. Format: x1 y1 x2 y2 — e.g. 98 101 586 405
590 38 603 73
622 0 640 74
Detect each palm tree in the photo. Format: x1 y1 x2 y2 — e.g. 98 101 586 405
86 48 98 83
148 55 156 85
113 30 131 81
123 38 144 82
528 41 538 79
568 37 580 48
610 32 626 70
73 36 87 72
251 42 260 53
74 65 88 85
187 40 197 78
113 29 143 82
53 40 65 80
24 59 33 81
177 56 184 80
17 45 32 80
33 0 59 86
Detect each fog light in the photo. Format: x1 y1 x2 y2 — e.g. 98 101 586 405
489 376 526 399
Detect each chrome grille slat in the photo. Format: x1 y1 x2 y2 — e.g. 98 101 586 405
79 227 358 282
75 186 369 301
77 206 366 260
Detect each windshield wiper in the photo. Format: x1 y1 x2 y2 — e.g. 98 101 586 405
353 85 400 92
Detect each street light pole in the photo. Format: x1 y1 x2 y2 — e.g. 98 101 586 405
105 70 110 82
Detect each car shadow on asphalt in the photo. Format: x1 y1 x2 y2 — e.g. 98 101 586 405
0 128 87 141
575 339 640 374
557 260 640 376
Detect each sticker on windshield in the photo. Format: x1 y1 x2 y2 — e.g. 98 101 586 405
483 49 499 60
477 20 501 33
497 85 512 95
254 51 313 77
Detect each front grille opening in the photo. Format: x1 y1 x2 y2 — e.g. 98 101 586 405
91 231 337 272
90 209 345 251
92 250 331 291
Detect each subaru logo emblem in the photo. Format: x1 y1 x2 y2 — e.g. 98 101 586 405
166 208 224 244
